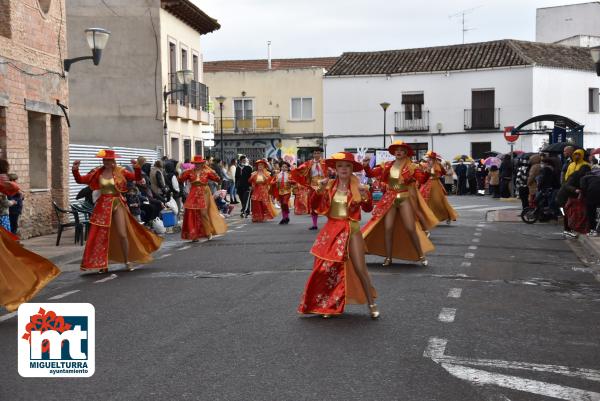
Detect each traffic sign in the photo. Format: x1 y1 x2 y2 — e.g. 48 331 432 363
504 126 519 143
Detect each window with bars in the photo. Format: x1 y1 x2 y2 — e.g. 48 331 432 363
589 88 599 113
402 93 424 120
291 97 313 120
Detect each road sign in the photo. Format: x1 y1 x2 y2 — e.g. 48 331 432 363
504 126 519 143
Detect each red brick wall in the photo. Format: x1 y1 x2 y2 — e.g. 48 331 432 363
0 0 69 238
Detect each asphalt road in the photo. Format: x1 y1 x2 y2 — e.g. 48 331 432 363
1 196 599 401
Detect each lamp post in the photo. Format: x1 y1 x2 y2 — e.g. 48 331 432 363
380 102 390 148
163 70 193 157
591 46 600 76
64 28 111 73
215 95 227 162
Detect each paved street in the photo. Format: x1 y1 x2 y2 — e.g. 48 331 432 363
1 196 600 401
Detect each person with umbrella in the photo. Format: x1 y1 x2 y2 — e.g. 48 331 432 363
499 155 513 198
454 159 467 195
420 151 458 225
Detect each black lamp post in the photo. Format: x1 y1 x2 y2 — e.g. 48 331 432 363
64 28 111 73
215 95 226 162
380 102 390 148
163 70 193 157
591 46 600 76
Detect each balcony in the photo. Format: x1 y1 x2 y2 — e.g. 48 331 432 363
215 116 281 134
464 108 500 130
167 73 209 122
394 110 429 132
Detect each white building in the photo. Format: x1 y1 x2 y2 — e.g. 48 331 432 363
536 2 600 44
323 39 600 160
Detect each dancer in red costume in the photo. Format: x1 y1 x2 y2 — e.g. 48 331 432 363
249 159 279 223
72 150 162 273
0 160 60 311
291 148 328 230
273 161 295 225
362 141 438 267
420 151 458 225
298 152 379 319
179 155 227 241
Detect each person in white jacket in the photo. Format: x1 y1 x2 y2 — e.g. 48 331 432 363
228 158 239 204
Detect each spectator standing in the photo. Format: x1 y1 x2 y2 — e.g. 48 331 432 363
126 182 142 222
515 158 530 209
557 149 590 237
7 173 22 235
467 160 477 195
526 154 542 206
560 145 575 183
149 160 169 202
475 159 487 195
487 166 500 198
443 161 454 194
580 167 600 236
454 160 467 195
499 155 513 198
228 158 239 204
236 155 253 217
164 160 182 215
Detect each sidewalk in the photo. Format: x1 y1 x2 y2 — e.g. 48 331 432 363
20 228 83 265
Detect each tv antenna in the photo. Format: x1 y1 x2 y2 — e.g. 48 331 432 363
449 6 481 44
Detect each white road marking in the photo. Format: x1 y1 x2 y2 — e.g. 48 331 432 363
468 245 478 250
438 308 456 322
472 238 480 243
447 288 462 298
453 205 488 210
48 290 80 300
179 245 192 251
159 253 172 259
94 274 118 284
464 253 475 259
424 337 600 400
477 224 486 228
474 232 482 236
461 261 472 267
0 312 17 322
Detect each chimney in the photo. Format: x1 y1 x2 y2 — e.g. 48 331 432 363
267 41 272 70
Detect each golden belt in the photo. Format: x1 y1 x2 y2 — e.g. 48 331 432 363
192 182 207 187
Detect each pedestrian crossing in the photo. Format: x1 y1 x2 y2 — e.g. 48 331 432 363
450 204 520 213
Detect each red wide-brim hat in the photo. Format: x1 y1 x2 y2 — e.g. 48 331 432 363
425 150 441 160
388 140 414 157
96 149 119 159
192 155 207 164
325 152 363 172
254 159 269 168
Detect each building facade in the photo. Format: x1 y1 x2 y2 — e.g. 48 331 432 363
66 0 219 161
536 2 600 44
203 57 337 164
323 40 600 160
0 0 70 238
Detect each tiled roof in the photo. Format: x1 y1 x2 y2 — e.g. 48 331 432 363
161 0 220 35
325 40 596 76
204 57 339 73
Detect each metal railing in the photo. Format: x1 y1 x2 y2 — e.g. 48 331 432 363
168 73 209 111
394 110 429 132
215 116 281 134
464 108 500 130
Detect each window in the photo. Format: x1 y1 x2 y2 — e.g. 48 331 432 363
291 97 313 120
183 139 192 161
589 88 599 113
402 93 424 120
234 99 253 132
28 112 48 189
170 137 179 159
181 48 188 71
168 42 176 73
192 55 199 81
195 140 202 157
50 115 63 190
471 89 495 129
471 142 492 160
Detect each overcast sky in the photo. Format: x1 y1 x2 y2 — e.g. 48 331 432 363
195 0 589 61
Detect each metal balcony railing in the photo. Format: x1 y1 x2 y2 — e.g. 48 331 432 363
394 110 429 132
215 116 281 134
464 108 500 130
168 73 209 111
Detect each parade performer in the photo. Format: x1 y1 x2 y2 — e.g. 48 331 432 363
298 152 379 319
273 161 295 224
291 148 328 230
420 151 458 225
249 159 279 223
0 161 60 311
72 150 162 273
362 141 438 267
179 155 227 241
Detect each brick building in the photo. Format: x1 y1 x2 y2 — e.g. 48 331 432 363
0 0 70 238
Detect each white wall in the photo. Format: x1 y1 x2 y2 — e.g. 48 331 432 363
532 66 600 149
536 3 600 43
323 67 533 157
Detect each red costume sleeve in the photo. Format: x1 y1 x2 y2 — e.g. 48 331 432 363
72 167 96 185
311 187 331 214
361 190 374 213
413 167 428 185
0 180 19 196
178 170 189 184
207 169 220 182
122 166 142 182
363 163 383 179
290 162 311 187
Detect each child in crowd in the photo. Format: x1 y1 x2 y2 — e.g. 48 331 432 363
0 191 13 232
487 165 500 198
7 173 23 234
125 183 142 222
214 189 234 217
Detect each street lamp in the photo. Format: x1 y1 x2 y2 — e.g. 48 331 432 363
163 70 193 157
64 28 111 73
591 46 600 76
216 95 227 162
380 102 390 148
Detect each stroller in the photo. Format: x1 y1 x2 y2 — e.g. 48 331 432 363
521 188 558 224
